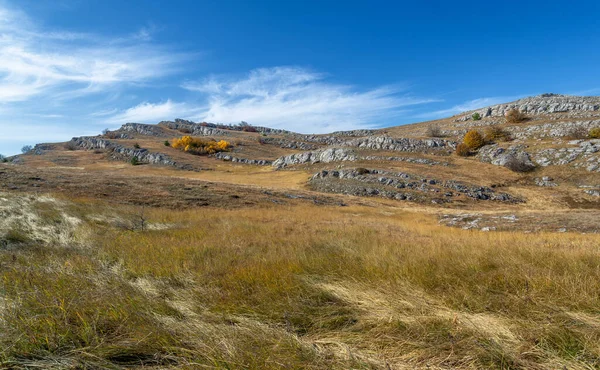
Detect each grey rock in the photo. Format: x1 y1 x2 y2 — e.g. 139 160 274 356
457 94 600 121
478 145 535 169
273 148 358 168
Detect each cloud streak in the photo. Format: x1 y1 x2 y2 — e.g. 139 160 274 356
107 100 205 124
0 3 185 102
179 67 437 133
413 96 519 119
0 1 191 155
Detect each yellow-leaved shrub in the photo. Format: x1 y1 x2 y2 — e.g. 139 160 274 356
171 136 231 155
463 130 485 150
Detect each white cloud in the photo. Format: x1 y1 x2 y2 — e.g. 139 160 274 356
0 3 185 102
414 96 518 119
107 100 205 124
181 67 437 133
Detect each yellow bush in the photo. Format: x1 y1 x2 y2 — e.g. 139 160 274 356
463 130 485 150
589 128 600 139
171 136 231 155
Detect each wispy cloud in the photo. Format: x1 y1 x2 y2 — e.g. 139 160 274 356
0 3 185 102
107 100 205 124
0 1 191 155
179 67 437 133
414 96 518 119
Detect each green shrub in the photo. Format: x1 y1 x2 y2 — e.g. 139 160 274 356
463 130 485 150
472 113 482 121
164 140 171 147
130 156 140 166
133 143 141 149
455 143 471 157
589 127 600 139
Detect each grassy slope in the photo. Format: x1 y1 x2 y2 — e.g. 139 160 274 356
1 193 599 369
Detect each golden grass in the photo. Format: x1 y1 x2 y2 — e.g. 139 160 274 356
1 194 600 369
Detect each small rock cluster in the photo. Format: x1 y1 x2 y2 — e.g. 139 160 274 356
534 177 558 187
214 153 272 166
260 137 319 151
477 145 536 169
533 140 600 171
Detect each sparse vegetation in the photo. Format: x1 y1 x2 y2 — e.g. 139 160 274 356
455 142 471 156
130 156 140 165
21 145 33 153
463 130 485 150
426 124 443 137
504 155 536 172
566 126 589 140
64 141 78 151
238 121 258 132
588 127 600 139
172 135 231 155
484 126 512 142
133 142 141 149
164 140 170 146
472 112 482 121
505 108 527 123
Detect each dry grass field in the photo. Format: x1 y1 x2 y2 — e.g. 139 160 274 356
1 190 600 369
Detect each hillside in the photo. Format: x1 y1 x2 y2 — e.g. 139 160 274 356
5 93 600 232
1 94 600 369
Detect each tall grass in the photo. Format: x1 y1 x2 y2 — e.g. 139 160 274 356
2 197 600 369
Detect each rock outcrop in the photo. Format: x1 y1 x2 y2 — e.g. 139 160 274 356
532 140 600 172
478 145 536 169
119 123 167 137
214 153 272 166
260 137 319 151
273 148 358 168
341 136 455 152
69 137 176 166
310 168 520 203
458 94 600 121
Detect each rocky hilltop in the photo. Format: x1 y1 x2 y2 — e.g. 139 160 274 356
457 93 600 121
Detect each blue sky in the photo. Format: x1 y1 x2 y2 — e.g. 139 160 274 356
1 0 599 155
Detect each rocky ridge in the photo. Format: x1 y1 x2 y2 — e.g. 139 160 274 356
458 94 600 121
310 168 520 203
